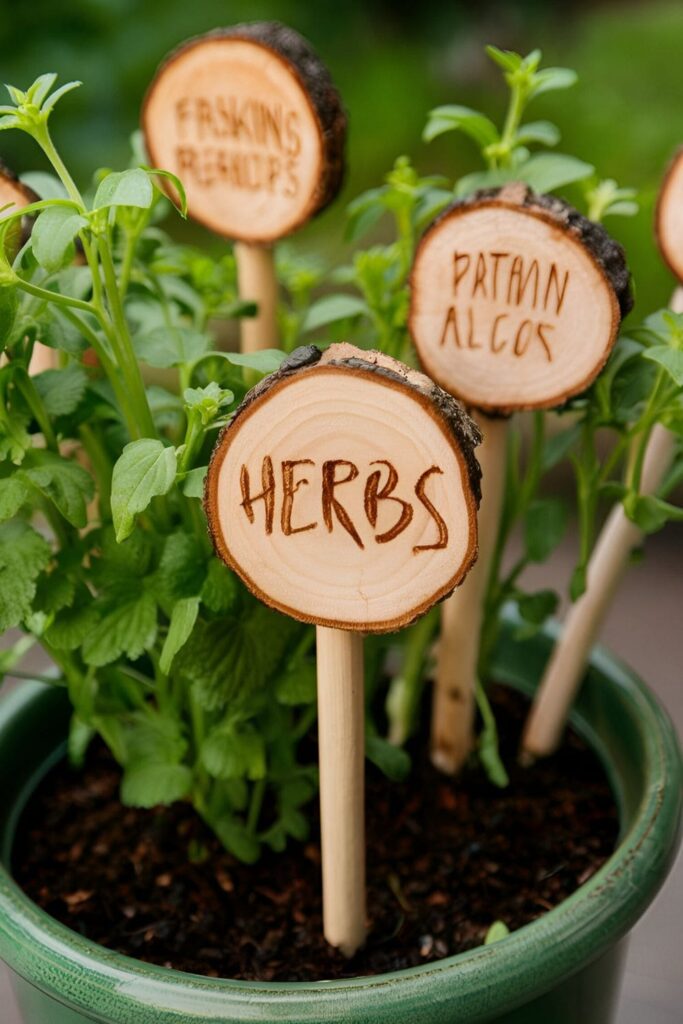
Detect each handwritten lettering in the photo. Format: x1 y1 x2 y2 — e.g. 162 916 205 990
174 94 302 198
239 457 448 551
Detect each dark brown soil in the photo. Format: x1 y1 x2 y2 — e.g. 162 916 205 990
13 686 618 982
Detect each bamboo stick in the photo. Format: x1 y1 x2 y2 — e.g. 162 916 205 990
522 422 677 760
316 626 366 956
521 288 683 760
234 242 279 353
430 414 508 774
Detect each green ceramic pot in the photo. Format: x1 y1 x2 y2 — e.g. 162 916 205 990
0 619 680 1024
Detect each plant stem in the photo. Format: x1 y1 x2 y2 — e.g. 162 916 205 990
247 779 266 834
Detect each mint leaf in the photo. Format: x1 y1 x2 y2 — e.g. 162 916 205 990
81 591 157 666
275 661 316 705
24 451 94 527
111 439 177 542
484 921 510 944
93 168 153 210
0 520 51 630
121 762 193 807
182 465 207 498
45 602 99 650
34 364 88 417
134 326 211 368
160 595 200 675
200 559 238 614
223 349 285 374
0 473 29 520
642 346 683 387
365 734 411 781
301 294 369 333
31 206 88 272
153 531 206 608
423 104 499 147
624 493 683 533
516 153 594 192
201 723 266 781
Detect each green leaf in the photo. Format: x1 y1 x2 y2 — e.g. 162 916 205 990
517 589 558 626
201 723 266 781
642 346 683 387
529 67 578 98
516 153 594 192
475 680 509 788
45 602 99 650
0 473 29 520
484 921 510 944
275 660 317 705
365 734 411 781
623 493 683 534
20 170 68 200
144 166 188 217
31 206 88 272
301 294 369 333
134 326 211 368
223 349 286 374
33 364 88 416
200 558 238 614
81 590 157 666
42 80 81 114
111 439 177 542
24 451 94 527
210 816 260 864
542 422 581 469
485 46 522 73
182 465 207 498
423 104 499 147
515 120 560 147
524 498 568 562
153 531 206 608
93 168 153 211
179 605 299 712
570 565 587 602
160 595 200 675
27 73 58 106
121 762 192 808
0 520 51 630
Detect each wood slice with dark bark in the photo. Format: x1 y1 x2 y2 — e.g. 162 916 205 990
655 147 683 283
408 183 632 414
142 22 347 243
205 343 481 633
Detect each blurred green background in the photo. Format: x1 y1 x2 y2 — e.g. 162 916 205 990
0 0 681 315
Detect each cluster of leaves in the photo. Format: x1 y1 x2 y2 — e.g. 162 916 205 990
0 75 339 862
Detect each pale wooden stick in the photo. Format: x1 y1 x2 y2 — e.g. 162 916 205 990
430 413 508 774
521 421 677 760
522 288 683 759
234 242 279 354
316 625 366 956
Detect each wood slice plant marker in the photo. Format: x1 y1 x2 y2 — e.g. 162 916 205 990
142 22 346 352
0 162 54 375
655 147 683 282
408 183 632 774
205 342 481 955
522 167 683 760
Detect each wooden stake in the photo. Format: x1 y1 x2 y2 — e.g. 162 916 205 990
430 413 508 773
521 420 677 760
316 625 366 956
205 343 480 955
408 184 632 775
234 242 279 353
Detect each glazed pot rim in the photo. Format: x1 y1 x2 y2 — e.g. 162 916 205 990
0 620 681 1023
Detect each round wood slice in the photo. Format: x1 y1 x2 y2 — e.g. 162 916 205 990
142 22 346 243
408 184 632 414
655 147 683 282
0 160 38 244
205 343 481 633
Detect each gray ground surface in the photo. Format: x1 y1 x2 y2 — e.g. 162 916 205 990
1 527 681 1022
